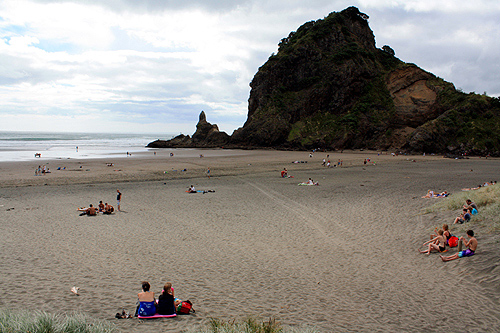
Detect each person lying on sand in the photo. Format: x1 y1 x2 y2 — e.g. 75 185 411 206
440 230 477 262
299 178 319 186
78 204 98 216
422 190 448 198
419 229 446 254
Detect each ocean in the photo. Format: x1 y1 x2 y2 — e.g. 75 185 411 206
0 131 174 162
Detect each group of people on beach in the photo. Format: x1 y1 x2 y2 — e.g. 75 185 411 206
461 180 497 191
419 199 479 262
77 190 121 216
34 165 50 176
134 281 189 317
453 199 478 224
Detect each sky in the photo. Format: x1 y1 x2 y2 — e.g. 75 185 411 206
0 0 499 135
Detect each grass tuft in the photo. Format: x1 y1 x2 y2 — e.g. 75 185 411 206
0 309 116 333
189 317 321 333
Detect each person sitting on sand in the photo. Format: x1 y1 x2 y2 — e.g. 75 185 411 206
440 230 477 262
157 282 176 315
420 229 446 254
468 206 478 216
454 208 471 224
135 281 156 317
78 204 97 216
281 168 288 178
103 203 114 214
464 199 478 212
422 190 434 198
431 224 451 243
188 185 196 193
98 201 105 212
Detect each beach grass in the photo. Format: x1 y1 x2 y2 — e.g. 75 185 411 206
0 310 116 333
424 185 500 232
189 317 321 333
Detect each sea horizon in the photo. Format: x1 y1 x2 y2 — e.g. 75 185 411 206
0 130 177 162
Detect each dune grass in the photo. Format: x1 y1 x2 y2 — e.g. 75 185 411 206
0 310 116 333
189 317 321 333
424 184 500 232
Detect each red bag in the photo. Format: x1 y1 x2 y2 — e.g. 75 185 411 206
177 300 194 314
448 236 459 247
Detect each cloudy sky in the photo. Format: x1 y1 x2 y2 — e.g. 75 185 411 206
1 0 499 135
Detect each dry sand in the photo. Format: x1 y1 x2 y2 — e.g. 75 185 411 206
0 149 499 332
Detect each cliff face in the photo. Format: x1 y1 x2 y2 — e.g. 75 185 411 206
229 6 500 155
150 6 500 155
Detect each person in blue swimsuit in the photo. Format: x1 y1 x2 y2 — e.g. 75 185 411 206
440 230 477 262
135 281 156 317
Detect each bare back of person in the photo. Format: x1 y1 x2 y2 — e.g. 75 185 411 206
138 291 155 302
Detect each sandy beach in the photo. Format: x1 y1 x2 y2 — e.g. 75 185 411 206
0 149 499 332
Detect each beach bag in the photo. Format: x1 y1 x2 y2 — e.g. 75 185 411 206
448 236 459 247
177 300 194 314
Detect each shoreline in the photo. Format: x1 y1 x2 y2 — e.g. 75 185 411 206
0 149 448 188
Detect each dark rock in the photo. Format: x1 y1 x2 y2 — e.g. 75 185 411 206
146 112 230 148
149 6 500 156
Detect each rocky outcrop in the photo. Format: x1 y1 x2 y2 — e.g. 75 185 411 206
150 6 500 156
147 111 230 148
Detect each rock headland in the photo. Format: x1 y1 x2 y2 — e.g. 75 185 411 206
149 6 500 156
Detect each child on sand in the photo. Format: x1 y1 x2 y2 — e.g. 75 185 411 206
419 229 446 254
431 224 451 243
440 230 477 262
454 208 471 224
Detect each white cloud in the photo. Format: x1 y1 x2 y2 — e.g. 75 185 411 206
0 0 499 135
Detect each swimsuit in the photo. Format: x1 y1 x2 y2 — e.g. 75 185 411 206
458 249 475 258
137 301 156 316
439 245 446 252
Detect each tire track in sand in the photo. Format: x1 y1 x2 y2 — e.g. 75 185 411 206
242 179 354 248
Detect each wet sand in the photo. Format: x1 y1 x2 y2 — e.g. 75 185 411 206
0 150 499 332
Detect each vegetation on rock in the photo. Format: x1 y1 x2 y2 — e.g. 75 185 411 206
150 6 500 156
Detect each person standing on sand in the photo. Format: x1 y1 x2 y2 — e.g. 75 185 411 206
117 189 122 211
207 167 210 178
440 230 477 262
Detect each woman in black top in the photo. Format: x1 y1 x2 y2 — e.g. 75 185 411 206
157 282 176 315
